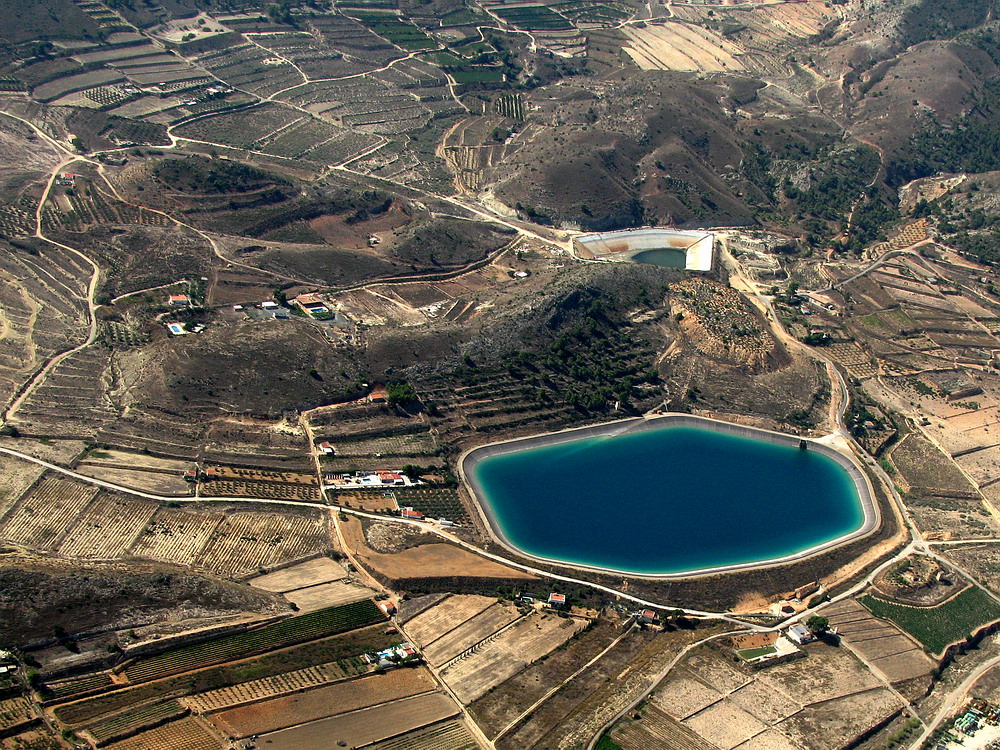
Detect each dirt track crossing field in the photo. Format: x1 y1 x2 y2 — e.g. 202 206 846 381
422 602 522 667
404 594 496 646
441 613 587 704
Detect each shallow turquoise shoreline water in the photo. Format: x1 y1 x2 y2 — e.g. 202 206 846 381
471 424 865 575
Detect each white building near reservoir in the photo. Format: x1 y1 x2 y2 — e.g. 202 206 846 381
572 227 714 271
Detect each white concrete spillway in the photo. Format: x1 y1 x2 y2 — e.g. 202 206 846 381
573 227 714 271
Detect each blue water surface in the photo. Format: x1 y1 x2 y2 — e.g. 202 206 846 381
472 425 864 575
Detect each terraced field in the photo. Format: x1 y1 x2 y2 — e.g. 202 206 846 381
860 586 1000 655
0 242 92 411
622 23 745 72
822 598 934 686
10 346 118 439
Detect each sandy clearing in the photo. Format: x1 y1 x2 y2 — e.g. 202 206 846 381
684 700 769 750
651 672 725 720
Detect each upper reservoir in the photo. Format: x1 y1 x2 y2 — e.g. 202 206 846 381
463 418 873 577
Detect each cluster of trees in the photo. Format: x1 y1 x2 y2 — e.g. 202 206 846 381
484 295 662 414
153 156 288 194
890 80 1000 187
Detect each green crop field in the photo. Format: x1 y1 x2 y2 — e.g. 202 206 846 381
345 11 438 50
123 600 383 684
493 6 573 30
860 587 1000 654
451 68 505 84
737 646 777 660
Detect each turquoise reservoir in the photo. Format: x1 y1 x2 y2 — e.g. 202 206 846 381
468 423 867 576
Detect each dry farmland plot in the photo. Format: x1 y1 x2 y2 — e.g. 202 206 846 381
0 477 98 549
77 448 192 480
130 507 222 567
74 464 190 495
683 699 769 749
510 626 731 750
248 557 348 592
57 493 158 559
209 667 437 737
340 516 537 582
103 717 222 750
890 433 976 494
422 602 523 667
650 671 726 719
441 613 587 704
257 692 459 750
283 581 373 611
195 511 327 578
404 594 496 646
779 687 899 748
654 641 899 749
